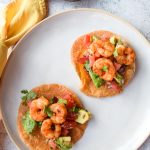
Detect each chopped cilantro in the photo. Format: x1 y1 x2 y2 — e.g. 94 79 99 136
44 107 53 117
21 90 28 94
58 99 67 105
21 90 37 103
37 121 42 127
49 97 54 104
72 106 80 113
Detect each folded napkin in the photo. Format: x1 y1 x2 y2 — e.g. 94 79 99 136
0 0 48 77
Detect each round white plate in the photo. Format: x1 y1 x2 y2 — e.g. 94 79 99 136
1 8 150 150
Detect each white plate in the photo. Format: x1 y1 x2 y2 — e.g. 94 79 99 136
1 8 150 150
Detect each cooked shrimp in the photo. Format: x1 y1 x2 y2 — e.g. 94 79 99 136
30 96 49 122
41 119 61 139
50 103 67 124
93 58 116 81
89 40 114 57
115 45 135 65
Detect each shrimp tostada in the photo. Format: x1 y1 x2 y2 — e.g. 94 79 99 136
17 84 91 150
71 30 136 97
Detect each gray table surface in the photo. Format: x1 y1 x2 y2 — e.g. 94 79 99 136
0 0 150 150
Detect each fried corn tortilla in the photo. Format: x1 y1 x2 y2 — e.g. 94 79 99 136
17 84 87 150
71 30 135 97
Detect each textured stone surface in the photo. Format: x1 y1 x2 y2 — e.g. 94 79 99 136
0 0 150 149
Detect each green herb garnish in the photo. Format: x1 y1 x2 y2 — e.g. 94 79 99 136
22 111 37 134
49 97 54 104
58 99 67 105
21 90 28 94
21 90 37 103
72 106 80 113
84 61 105 88
44 107 53 117
37 121 42 127
102 66 108 72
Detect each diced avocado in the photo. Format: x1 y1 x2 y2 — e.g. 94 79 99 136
113 47 118 57
114 72 124 86
58 137 71 143
76 109 90 124
113 44 125 57
22 111 37 134
92 35 99 42
56 136 72 150
84 61 105 88
110 36 117 45
89 72 105 88
117 38 123 45
21 90 37 104
72 106 80 113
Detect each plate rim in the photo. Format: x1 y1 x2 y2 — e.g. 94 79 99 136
0 8 150 150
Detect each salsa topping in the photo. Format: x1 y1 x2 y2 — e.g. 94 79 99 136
20 90 91 150
80 34 135 89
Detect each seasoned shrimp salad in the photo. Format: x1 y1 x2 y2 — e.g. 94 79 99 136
18 85 91 150
78 32 136 92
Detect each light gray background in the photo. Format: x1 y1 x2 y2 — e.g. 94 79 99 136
0 0 150 150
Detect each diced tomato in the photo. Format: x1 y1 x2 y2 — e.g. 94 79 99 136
67 98 75 108
78 56 89 64
85 34 91 44
63 94 75 108
61 128 69 136
48 140 57 150
101 32 112 41
62 121 77 129
84 34 91 47
67 112 77 121
107 81 121 92
114 62 121 71
89 55 95 67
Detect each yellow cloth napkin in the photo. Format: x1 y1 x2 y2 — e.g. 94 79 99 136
0 0 48 77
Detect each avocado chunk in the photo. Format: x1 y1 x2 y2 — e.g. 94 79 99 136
92 35 99 42
22 111 37 134
76 109 90 124
110 36 117 45
58 137 71 143
114 72 124 86
84 61 105 88
56 136 72 150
